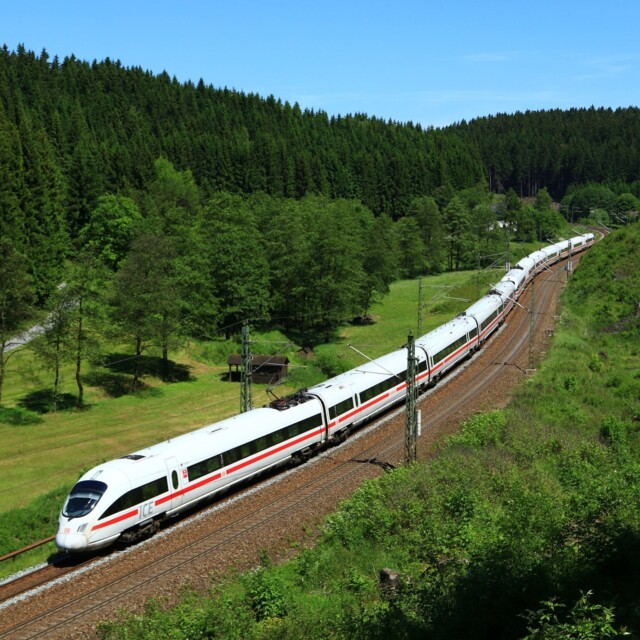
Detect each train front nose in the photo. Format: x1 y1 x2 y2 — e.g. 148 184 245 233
56 526 89 552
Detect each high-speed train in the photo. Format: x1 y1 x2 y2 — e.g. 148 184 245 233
55 233 595 553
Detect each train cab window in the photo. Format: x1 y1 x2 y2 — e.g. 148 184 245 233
63 480 107 518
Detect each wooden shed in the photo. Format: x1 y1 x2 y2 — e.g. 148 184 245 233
227 355 289 384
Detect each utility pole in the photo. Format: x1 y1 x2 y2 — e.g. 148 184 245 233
417 278 424 337
505 227 511 272
240 320 252 413
405 333 418 465
566 238 574 281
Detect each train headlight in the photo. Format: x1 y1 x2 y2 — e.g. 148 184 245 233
77 523 88 533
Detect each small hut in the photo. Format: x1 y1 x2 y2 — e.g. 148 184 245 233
227 355 289 384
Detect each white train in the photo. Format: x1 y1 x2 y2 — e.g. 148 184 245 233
55 233 594 553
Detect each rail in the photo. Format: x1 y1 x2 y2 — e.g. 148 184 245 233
0 537 55 564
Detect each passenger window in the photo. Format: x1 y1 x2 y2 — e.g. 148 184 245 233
172 470 179 490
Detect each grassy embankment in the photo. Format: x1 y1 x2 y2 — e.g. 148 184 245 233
0 262 504 578
95 224 640 639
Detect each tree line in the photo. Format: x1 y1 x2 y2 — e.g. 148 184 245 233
2 45 640 406
1 154 572 406
2 45 640 295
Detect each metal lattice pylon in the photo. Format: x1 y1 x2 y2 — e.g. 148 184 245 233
405 333 418 465
240 321 252 413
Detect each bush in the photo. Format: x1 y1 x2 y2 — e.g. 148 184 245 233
599 416 628 450
447 410 507 448
523 591 625 640
312 344 351 377
0 406 42 425
242 566 288 622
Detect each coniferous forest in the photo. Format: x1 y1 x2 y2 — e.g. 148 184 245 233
2 44 640 402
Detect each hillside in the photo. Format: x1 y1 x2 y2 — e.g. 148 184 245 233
3 47 639 225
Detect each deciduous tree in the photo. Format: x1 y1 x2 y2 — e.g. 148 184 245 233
77 194 143 270
111 232 182 390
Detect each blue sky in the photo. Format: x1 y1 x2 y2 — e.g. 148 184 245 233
2 0 639 128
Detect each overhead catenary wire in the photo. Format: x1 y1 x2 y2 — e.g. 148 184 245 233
347 343 405 381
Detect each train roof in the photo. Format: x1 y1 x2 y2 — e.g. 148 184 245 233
529 249 547 264
463 293 502 319
540 243 560 258
491 279 516 295
309 347 409 398
516 256 535 271
415 314 475 353
502 268 527 287
79 405 325 483
571 233 592 245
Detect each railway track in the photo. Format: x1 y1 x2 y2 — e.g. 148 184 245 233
0 554 98 606
0 259 571 639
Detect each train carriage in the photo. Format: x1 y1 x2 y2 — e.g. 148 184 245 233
490 279 517 314
56 403 326 552
528 249 548 276
307 347 427 438
571 233 595 251
415 315 477 382
502 267 528 299
540 242 561 264
515 256 536 284
463 293 505 344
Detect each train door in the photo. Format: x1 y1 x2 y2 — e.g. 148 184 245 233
165 457 183 512
416 346 431 386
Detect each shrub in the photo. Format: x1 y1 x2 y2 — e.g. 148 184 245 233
242 567 288 622
523 591 625 640
312 344 351 377
599 416 628 450
0 406 42 425
447 410 507 448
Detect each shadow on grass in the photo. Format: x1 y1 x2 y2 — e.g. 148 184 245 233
101 353 193 383
17 390 78 415
84 371 141 398
0 405 44 425
83 372 167 399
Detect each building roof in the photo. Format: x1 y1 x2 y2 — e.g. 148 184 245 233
227 355 289 367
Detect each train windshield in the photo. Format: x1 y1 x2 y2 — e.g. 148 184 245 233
63 480 108 518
